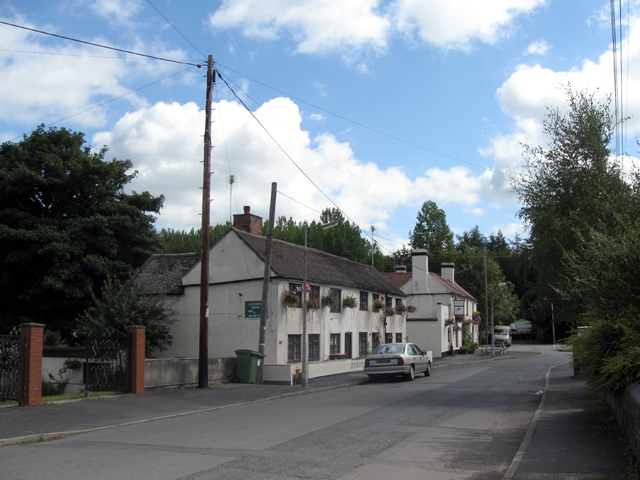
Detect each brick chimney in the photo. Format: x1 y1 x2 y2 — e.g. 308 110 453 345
233 206 263 236
441 262 455 284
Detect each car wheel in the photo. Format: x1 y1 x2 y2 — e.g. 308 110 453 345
406 365 415 381
424 361 431 377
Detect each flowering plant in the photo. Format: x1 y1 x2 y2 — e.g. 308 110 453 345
406 305 417 313
343 295 358 309
321 292 336 308
395 304 407 315
372 299 384 312
445 318 455 326
384 306 396 317
306 297 319 311
282 289 299 308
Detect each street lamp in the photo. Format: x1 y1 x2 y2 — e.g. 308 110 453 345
491 282 507 357
302 221 338 388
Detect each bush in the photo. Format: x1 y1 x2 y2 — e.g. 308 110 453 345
568 308 640 399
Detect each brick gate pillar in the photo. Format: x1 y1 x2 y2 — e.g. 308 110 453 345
19 323 45 406
127 326 146 394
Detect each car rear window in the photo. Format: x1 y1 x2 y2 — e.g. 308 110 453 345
373 344 404 355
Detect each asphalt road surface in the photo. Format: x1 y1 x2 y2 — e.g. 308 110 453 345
0 346 631 479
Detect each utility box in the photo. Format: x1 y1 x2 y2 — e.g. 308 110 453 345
234 349 264 383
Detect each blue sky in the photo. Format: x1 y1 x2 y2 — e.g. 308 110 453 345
1 1 638 255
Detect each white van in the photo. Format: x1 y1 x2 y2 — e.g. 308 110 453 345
494 325 512 347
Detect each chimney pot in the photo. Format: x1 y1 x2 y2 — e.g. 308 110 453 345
244 206 250 214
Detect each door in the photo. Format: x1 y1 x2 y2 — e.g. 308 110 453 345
345 333 352 358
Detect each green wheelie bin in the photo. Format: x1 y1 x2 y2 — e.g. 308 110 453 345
235 349 264 383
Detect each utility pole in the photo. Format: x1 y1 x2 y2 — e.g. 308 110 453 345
371 226 375 266
198 55 214 389
256 183 277 385
484 247 488 346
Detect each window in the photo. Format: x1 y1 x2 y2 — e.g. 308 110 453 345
395 298 403 308
310 285 320 304
396 333 403 343
372 293 379 302
309 334 320 361
330 334 340 354
372 332 382 349
288 335 301 362
359 332 368 356
386 296 393 308
289 283 302 308
330 288 341 313
385 333 393 344
345 333 352 358
359 291 368 311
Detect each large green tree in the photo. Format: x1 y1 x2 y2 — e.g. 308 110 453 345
409 200 454 270
512 88 629 328
0 126 163 337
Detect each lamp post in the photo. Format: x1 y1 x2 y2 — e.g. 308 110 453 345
302 221 338 388
491 282 507 357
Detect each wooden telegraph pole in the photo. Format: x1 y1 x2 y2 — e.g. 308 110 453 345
199 55 214 389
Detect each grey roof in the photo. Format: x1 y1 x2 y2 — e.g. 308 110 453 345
232 228 405 296
382 271 477 302
129 252 200 295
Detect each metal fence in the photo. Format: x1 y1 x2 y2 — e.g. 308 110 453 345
84 333 128 393
0 335 20 402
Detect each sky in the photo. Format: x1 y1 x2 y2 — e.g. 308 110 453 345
2 0 639 256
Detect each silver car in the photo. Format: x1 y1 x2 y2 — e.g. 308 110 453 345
364 343 431 381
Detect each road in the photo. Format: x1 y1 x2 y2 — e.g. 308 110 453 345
0 346 630 479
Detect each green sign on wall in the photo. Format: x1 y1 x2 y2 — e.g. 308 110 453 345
245 301 262 319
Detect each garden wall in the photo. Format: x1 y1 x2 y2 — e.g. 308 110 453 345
145 357 235 388
607 383 640 465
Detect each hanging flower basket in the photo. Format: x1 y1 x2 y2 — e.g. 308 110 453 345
343 295 358 309
462 317 471 325
282 289 299 309
306 297 319 312
473 315 482 323
406 305 417 313
445 318 455 326
395 304 407 315
321 292 336 309
384 306 396 317
372 299 384 312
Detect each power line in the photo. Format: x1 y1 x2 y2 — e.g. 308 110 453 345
144 0 206 59
215 63 505 177
215 73 414 225
0 48 202 62
0 20 202 67
6 67 194 142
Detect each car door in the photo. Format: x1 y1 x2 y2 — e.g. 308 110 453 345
408 344 426 373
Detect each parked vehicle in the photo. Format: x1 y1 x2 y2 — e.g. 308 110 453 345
364 343 432 381
494 325 512 347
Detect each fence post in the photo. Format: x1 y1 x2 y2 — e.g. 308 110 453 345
127 326 145 394
18 323 45 406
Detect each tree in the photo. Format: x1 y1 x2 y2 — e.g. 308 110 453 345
156 223 230 254
511 87 629 328
76 277 177 357
0 126 164 337
409 200 454 270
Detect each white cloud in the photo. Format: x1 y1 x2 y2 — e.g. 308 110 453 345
209 0 390 58
94 97 499 233
393 0 545 51
208 0 545 58
309 113 325 121
90 0 142 23
0 15 191 129
485 15 640 203
525 39 549 55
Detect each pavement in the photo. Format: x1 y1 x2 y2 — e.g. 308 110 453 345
0 346 634 478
